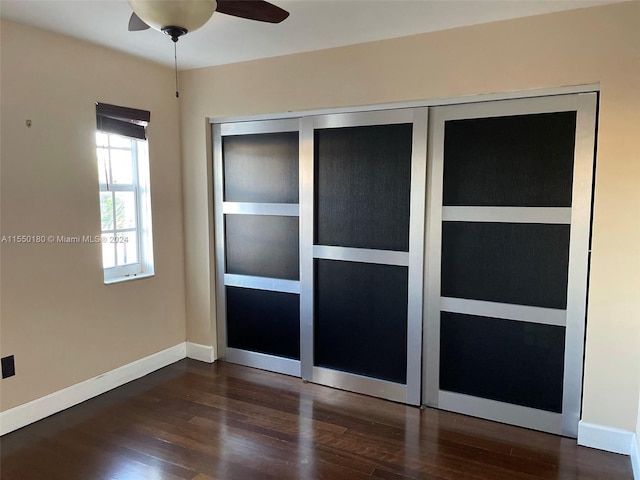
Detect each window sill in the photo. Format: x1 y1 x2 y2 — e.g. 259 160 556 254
104 272 155 285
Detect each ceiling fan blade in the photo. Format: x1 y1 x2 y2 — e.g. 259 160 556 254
216 0 289 24
128 12 150 31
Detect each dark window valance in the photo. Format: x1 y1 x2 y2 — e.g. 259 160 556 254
96 102 150 140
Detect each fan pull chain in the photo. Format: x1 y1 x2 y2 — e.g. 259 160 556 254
174 41 179 98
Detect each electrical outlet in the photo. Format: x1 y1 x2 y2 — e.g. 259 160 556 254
2 355 15 379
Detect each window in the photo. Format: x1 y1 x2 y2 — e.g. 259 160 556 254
96 103 154 282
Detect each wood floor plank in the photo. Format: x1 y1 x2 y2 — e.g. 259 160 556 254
0 360 633 480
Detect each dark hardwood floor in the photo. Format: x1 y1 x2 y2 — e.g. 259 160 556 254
0 360 633 480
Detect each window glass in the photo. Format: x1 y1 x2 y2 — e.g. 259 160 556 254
99 192 114 231
96 132 108 147
109 149 134 184
97 148 108 184
101 234 116 269
116 231 138 265
114 191 137 229
109 134 133 149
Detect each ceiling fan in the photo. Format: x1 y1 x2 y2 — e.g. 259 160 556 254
128 0 290 43
127 0 289 98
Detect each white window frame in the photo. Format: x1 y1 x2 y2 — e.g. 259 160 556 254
97 132 154 283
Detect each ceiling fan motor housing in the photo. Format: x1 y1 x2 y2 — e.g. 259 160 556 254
129 0 217 34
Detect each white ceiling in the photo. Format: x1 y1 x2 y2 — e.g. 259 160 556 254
0 0 621 70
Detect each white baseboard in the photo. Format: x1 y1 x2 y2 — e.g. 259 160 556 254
0 343 186 436
577 421 635 455
631 434 639 480
186 342 215 363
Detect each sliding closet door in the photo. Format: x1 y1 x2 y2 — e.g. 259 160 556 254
300 109 427 405
213 119 302 376
423 94 597 436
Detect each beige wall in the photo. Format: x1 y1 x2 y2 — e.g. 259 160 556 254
180 2 640 432
0 20 186 411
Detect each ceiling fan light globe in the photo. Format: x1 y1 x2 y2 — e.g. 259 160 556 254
129 0 217 33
